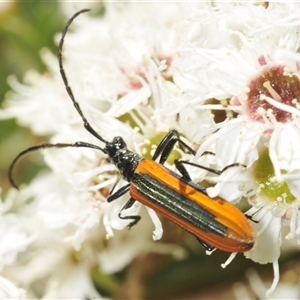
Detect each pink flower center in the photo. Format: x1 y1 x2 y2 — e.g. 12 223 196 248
247 65 300 123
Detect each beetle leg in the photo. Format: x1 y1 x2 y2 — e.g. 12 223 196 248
174 160 222 176
108 173 122 196
107 183 130 202
118 198 141 229
176 160 247 176
107 183 141 228
152 130 195 164
174 159 192 180
195 237 215 252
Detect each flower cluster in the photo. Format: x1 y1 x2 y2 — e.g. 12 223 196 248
1 1 300 298
174 1 300 295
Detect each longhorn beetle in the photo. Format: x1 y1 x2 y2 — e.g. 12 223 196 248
8 9 254 253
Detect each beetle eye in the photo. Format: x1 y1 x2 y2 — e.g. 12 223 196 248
113 136 127 150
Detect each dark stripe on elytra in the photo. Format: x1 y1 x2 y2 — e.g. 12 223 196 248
131 173 227 236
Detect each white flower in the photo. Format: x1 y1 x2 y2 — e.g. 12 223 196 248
0 276 26 300
0 3 210 298
0 190 33 299
0 189 35 270
2 175 182 299
1 2 213 245
41 264 101 300
2 181 103 298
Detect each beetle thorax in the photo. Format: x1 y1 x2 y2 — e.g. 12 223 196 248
111 149 142 181
105 137 142 182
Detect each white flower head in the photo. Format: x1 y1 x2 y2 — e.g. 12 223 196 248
0 276 26 300
0 189 35 271
174 1 300 295
0 4 213 297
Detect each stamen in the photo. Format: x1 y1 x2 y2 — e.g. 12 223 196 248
263 81 282 102
84 178 116 192
265 96 300 118
266 260 280 296
193 104 242 111
103 210 114 239
205 248 216 255
287 208 297 239
221 252 237 268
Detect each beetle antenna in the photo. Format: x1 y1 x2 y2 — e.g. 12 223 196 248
8 10 111 190
8 141 106 190
58 8 108 145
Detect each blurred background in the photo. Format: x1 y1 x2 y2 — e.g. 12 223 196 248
1 1 299 299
